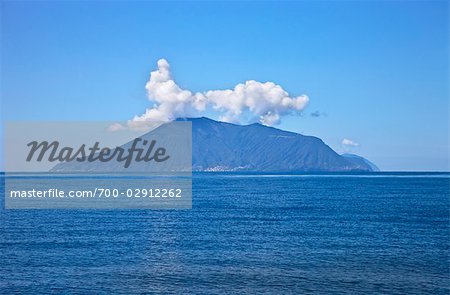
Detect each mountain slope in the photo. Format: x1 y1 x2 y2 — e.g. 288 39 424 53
52 117 378 172
341 153 380 172
178 117 376 172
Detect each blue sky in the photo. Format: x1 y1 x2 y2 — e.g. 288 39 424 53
1 1 449 171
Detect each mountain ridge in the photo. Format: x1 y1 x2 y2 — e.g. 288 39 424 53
177 117 377 172
51 117 379 172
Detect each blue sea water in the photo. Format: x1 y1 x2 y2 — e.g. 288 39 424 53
0 173 449 294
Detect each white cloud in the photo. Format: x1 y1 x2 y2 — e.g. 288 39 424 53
130 59 309 126
107 122 126 132
342 138 359 147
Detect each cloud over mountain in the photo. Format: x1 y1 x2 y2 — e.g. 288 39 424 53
342 138 359 147
131 59 309 126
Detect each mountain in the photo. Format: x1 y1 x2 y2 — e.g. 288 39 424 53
51 117 378 172
179 117 377 172
341 153 380 172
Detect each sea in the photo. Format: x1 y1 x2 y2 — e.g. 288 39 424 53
0 172 449 294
